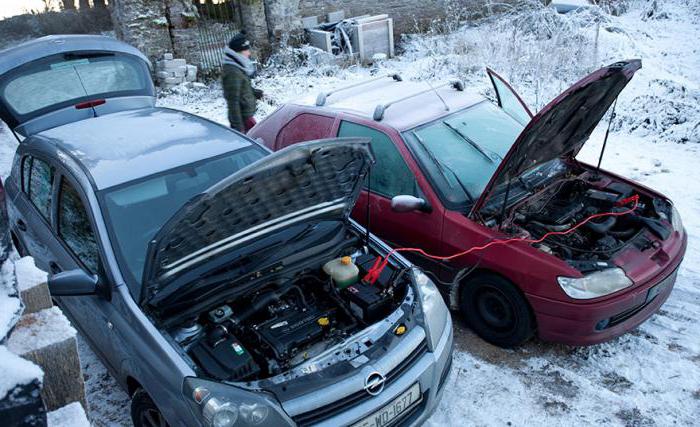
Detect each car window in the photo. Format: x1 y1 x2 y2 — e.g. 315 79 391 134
1 54 149 117
21 156 32 193
276 113 334 150
28 157 54 222
58 178 99 273
404 102 523 209
338 121 415 198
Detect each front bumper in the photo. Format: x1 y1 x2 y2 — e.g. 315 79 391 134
281 315 454 426
529 247 685 346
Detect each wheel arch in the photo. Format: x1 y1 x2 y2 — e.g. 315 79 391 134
452 267 537 326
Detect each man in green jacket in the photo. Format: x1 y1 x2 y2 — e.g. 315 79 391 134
222 32 262 132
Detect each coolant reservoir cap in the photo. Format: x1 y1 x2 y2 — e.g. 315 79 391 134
341 256 352 265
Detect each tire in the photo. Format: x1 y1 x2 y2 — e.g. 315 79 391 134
459 272 535 348
131 389 169 427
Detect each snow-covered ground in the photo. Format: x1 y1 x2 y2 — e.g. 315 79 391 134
1 0 699 425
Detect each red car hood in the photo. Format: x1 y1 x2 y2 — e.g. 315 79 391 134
473 59 642 214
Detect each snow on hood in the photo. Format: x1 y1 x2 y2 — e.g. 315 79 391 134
141 138 373 302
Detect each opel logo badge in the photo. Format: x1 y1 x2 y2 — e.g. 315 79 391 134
364 371 386 396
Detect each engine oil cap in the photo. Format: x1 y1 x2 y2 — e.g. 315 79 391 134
317 317 330 326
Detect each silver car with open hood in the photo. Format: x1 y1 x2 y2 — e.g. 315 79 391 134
2 35 453 427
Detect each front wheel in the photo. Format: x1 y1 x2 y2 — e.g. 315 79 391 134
459 272 535 348
131 389 169 427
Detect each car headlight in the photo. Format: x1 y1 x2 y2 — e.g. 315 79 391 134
671 205 683 233
557 267 632 300
412 268 449 350
184 378 287 427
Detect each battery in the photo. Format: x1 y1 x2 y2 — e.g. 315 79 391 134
342 281 392 323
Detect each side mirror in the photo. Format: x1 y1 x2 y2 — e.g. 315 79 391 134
391 195 431 213
48 269 99 296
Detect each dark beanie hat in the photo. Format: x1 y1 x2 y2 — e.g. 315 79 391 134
228 32 251 52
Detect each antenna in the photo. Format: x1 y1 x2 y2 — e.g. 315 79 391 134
426 80 450 112
597 97 618 173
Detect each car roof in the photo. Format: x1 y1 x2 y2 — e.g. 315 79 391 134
292 79 485 131
34 107 255 190
0 34 151 76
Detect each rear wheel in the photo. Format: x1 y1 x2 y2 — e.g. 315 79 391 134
131 389 169 427
459 272 535 347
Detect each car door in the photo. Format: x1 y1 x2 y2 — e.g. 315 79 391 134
338 119 444 270
10 154 57 270
486 68 534 126
49 173 118 371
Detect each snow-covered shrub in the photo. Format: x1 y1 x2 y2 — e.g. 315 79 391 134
401 0 610 109
615 79 700 143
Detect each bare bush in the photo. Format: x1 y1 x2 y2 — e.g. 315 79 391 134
0 8 112 50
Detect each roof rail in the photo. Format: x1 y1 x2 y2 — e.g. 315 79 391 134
373 79 464 121
315 73 403 106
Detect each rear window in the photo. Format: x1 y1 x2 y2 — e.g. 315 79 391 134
0 53 150 117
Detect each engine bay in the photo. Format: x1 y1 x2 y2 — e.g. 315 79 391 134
501 169 673 266
168 248 410 382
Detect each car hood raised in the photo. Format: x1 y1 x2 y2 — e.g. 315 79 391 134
141 138 373 301
473 59 642 213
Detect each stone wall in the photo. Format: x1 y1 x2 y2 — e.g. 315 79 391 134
110 0 200 66
233 0 496 54
298 0 489 40
299 0 448 35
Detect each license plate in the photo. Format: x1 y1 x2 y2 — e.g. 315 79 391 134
351 383 422 427
646 271 676 303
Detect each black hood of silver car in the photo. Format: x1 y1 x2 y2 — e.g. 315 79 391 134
141 138 373 303
473 59 642 213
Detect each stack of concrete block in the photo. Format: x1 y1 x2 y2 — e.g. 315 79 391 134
2 257 89 425
7 307 87 413
156 52 198 89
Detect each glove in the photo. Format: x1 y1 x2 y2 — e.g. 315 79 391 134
253 87 264 100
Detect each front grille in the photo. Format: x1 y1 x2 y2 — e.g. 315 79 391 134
605 268 678 329
292 340 428 426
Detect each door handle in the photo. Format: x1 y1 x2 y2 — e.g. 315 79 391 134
16 219 27 232
49 262 62 274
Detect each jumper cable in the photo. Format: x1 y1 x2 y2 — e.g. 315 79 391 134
363 194 640 284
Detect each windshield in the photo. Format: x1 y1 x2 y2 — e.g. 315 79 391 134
100 147 266 295
0 52 151 118
404 101 524 208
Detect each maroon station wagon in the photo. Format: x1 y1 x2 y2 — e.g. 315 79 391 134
250 60 687 347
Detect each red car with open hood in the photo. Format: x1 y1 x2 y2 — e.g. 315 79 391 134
250 60 687 347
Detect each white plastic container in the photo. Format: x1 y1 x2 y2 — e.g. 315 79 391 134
323 256 359 289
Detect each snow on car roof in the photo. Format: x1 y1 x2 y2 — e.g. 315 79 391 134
293 78 484 130
36 107 255 189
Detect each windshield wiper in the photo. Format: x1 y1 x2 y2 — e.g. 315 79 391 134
412 132 474 203
443 121 502 164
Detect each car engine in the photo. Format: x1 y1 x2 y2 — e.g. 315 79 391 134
503 173 673 264
169 249 409 382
